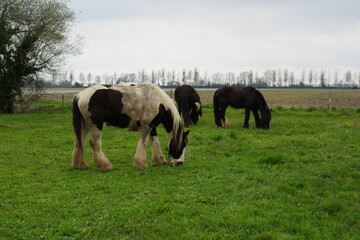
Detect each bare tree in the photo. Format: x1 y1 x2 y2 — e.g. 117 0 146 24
70 71 74 85
320 70 326 87
300 69 305 86
283 69 288 87
277 69 282 87
272 70 276 87
289 71 295 86
87 73 93 86
334 70 338 86
151 70 156 84
79 72 86 85
308 69 313 86
345 70 352 86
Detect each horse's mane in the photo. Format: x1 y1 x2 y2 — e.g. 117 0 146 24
141 83 182 129
145 83 184 150
254 89 269 112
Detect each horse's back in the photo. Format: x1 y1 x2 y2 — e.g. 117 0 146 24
214 86 259 108
75 85 108 116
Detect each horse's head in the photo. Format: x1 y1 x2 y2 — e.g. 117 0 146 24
168 124 190 165
190 102 202 124
261 108 272 130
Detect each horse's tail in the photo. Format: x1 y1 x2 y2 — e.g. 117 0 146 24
72 96 83 149
179 94 191 127
213 90 222 127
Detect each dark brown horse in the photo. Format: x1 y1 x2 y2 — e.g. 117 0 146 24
175 84 202 128
213 86 271 129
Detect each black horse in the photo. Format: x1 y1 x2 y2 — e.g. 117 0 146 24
213 86 272 129
175 84 202 128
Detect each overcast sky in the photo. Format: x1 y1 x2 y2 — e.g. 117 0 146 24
67 0 360 77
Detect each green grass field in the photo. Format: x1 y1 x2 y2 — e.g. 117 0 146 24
0 101 359 239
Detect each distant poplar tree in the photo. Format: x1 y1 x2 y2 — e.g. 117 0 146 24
320 70 326 87
283 69 288 86
272 70 276 87
79 72 86 85
182 69 186 84
334 70 338 86
151 70 156 84
300 69 305 86
289 71 295 86
87 73 93 86
308 69 313 86
248 70 253 85
277 69 282 87
345 71 352 86
194 68 199 85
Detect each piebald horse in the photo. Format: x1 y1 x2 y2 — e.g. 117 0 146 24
72 82 189 171
175 84 202 127
213 86 272 129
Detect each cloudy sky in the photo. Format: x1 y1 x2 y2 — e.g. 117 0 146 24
67 0 360 77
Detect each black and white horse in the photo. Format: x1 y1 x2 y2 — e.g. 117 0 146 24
72 82 189 171
175 84 202 127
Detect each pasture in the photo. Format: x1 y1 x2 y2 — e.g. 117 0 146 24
0 98 359 239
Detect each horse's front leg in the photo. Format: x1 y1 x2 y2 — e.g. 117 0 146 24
252 109 261 128
220 105 231 128
133 128 150 169
150 127 167 166
243 108 250 128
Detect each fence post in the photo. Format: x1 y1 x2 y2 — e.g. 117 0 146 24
62 95 64 108
327 90 332 117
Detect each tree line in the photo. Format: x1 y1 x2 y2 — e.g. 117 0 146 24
0 0 358 114
47 68 360 88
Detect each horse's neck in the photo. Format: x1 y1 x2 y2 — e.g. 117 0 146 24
257 98 268 115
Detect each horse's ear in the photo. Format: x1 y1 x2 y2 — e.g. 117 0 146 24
184 130 190 136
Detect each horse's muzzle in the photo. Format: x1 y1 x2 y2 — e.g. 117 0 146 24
170 160 184 166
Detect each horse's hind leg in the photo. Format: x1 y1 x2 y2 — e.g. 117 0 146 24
133 128 150 169
72 125 89 170
90 126 113 171
150 127 167 166
243 108 250 128
252 109 261 128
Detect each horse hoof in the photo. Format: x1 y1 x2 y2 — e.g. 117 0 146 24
136 164 149 169
73 163 88 170
99 164 113 172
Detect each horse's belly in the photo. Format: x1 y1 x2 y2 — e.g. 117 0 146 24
105 113 131 128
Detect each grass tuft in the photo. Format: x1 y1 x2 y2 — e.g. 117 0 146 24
259 154 285 165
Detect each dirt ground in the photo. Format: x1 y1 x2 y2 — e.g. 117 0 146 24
42 88 360 108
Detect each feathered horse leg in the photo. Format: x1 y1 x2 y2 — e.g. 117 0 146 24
150 127 167 166
133 128 150 169
89 126 113 171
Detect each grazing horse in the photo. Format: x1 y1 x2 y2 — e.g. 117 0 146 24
175 84 202 127
213 86 272 129
72 82 189 171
